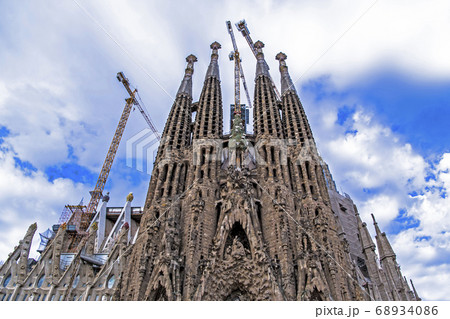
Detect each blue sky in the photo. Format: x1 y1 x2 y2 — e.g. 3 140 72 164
0 0 449 300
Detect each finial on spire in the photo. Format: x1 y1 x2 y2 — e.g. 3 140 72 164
371 213 377 224
275 52 287 62
178 54 197 96
206 42 221 80
254 40 265 59
185 54 198 73
254 41 270 77
276 52 296 94
210 41 221 51
254 41 265 48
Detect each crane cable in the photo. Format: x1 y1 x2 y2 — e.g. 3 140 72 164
135 89 161 141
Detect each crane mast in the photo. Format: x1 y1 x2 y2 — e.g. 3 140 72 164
227 21 241 115
79 93 135 232
80 72 160 231
67 72 160 252
236 19 282 100
226 21 252 111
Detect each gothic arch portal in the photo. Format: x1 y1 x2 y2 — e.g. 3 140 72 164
223 222 251 259
149 283 168 301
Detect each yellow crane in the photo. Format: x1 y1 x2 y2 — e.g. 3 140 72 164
79 72 160 231
66 72 159 250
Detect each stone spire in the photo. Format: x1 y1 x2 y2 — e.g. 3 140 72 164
205 41 221 80
252 40 283 138
410 279 421 301
159 54 197 152
254 41 270 78
372 214 409 300
148 54 197 204
358 217 376 252
276 52 296 94
276 51 314 143
177 54 198 96
193 42 223 139
356 213 389 300
372 214 396 261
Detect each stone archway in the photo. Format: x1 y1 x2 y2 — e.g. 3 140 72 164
149 284 168 301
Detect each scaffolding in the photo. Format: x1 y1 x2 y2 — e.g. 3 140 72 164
57 198 84 225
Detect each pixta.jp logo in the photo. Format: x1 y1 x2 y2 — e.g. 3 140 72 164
126 129 160 174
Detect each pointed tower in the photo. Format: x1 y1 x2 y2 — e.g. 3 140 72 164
0 223 36 284
275 52 329 205
249 43 300 300
372 214 409 300
410 279 421 301
356 214 389 300
275 52 313 144
119 55 197 300
144 54 197 207
192 41 223 140
274 51 361 301
182 42 224 299
253 41 283 138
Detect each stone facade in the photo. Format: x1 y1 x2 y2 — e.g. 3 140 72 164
0 39 420 301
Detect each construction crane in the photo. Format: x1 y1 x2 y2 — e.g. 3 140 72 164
64 73 160 251
79 72 160 231
235 20 258 58
236 19 282 100
226 21 252 110
78 92 136 232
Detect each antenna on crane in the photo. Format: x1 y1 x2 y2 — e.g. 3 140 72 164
236 19 282 100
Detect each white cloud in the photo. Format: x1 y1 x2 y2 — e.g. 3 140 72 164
2 0 450 172
304 89 450 299
0 148 89 261
318 105 427 200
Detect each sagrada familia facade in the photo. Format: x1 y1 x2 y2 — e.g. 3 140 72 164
0 36 420 301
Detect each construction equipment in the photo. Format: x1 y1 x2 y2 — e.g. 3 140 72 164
79 72 160 229
235 20 258 58
62 73 159 251
81 72 159 230
236 19 282 100
117 72 161 141
78 93 136 232
65 94 134 251
226 21 252 110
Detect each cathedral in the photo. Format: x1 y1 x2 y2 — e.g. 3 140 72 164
0 33 420 301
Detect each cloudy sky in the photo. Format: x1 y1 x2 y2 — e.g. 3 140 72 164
0 0 449 300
